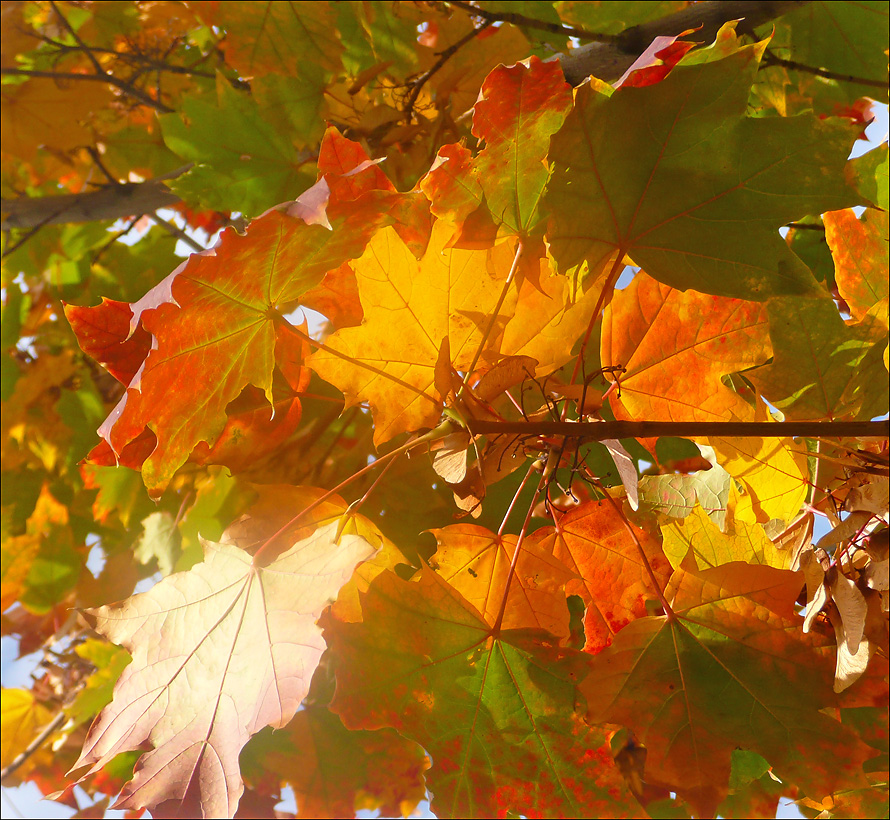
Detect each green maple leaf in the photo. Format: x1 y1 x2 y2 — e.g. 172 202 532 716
322 566 640 818
583 561 876 815
545 41 864 299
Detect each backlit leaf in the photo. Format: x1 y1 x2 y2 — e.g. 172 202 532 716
583 562 876 815
748 294 889 421
525 499 671 653
70 519 377 817
601 273 771 423
546 45 862 298
323 567 638 818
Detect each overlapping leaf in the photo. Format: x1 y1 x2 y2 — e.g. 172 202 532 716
323 567 639 818
601 273 771 423
309 222 603 445
243 705 429 819
160 76 318 217
749 294 889 421
825 208 888 335
69 518 377 817
708 434 808 524
637 462 731 530
422 57 572 239
70 133 421 494
583 561 876 815
525 500 671 653
661 503 793 570
429 523 575 639
192 1 343 78
545 43 862 298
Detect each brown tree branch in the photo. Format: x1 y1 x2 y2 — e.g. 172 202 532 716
48 0 104 75
0 66 173 112
558 1 812 85
0 710 66 785
762 50 889 90
466 419 889 441
149 212 206 253
405 19 494 121
446 0 619 44
1 166 191 230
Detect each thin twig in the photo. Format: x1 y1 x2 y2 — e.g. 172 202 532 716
49 0 104 75
405 19 494 121
467 419 889 440
446 0 619 44
0 67 173 112
0 711 66 784
762 51 889 90
90 214 141 264
459 240 524 397
2 223 46 260
149 212 205 253
34 33 220 79
86 146 120 185
786 221 826 231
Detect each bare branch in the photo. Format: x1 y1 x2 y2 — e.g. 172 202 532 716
558 1 811 86
1 165 192 230
48 0 104 75
446 0 619 44
466 419 889 441
405 19 494 121
149 212 206 253
0 66 173 112
762 50 889 90
0 711 66 785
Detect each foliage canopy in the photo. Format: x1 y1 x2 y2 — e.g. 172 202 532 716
1 2 888 818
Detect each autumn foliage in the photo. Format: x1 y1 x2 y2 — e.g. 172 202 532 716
1 2 889 818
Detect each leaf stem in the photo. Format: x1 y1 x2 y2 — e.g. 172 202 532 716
459 239 524 397
498 461 540 537
588 473 675 619
276 318 442 410
492 471 548 633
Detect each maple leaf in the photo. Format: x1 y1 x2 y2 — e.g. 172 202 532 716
322 566 639 818
545 42 862 299
309 220 606 446
583 561 877 815
242 705 429 819
1 687 59 787
637 461 731 530
525 499 671 653
601 273 771 423
160 76 319 218
708 434 808 525
72 131 422 495
660 503 793 571
0 77 114 161
428 523 576 639
69 518 377 818
192 1 343 79
824 207 888 325
422 57 572 240
748 293 889 421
